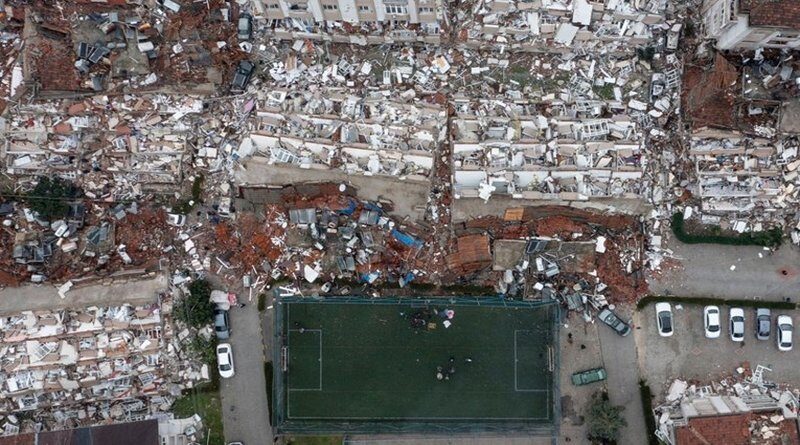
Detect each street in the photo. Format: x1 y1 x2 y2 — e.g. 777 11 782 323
595 304 646 445
0 274 165 314
219 300 273 444
649 235 800 301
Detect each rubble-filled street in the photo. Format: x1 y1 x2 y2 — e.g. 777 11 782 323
0 0 799 443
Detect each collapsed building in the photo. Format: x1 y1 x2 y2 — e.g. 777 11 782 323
240 90 445 180
654 366 800 445
680 50 800 237
0 297 209 435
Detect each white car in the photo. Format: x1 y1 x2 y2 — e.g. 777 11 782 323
166 213 186 227
729 308 745 342
216 343 235 378
703 306 721 338
777 315 793 352
655 302 673 337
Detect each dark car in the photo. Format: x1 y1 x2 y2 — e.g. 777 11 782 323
571 368 607 386
231 60 255 92
598 307 631 337
213 308 230 339
237 13 253 41
756 308 771 340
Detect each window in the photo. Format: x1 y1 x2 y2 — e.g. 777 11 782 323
268 3 279 8
322 3 338 10
385 5 407 14
419 6 433 13
358 5 370 11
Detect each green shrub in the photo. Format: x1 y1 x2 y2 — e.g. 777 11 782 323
639 380 660 445
258 293 267 312
587 391 627 443
671 213 783 247
26 177 82 220
175 280 215 328
264 362 274 421
191 174 204 203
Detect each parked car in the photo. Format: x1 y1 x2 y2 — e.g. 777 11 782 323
729 307 745 342
231 60 255 92
213 308 230 339
216 343 235 378
777 315 793 351
703 305 721 338
655 302 673 337
598 307 631 336
571 368 607 386
237 13 253 41
166 213 186 227
756 308 771 340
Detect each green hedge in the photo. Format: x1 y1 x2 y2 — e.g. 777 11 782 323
638 380 660 445
638 295 796 310
264 362 274 421
671 213 783 247
258 293 267 312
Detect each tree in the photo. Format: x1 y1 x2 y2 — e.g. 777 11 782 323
176 279 215 328
587 392 627 443
26 177 81 221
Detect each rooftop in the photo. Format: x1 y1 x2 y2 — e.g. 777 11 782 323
741 0 800 29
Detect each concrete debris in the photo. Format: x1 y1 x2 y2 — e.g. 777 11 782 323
653 363 800 445
0 295 207 435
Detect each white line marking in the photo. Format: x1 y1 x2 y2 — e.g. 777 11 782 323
287 329 323 391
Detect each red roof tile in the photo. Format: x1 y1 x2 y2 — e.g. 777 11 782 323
741 0 800 29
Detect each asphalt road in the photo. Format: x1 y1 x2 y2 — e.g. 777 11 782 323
219 295 273 444
595 304 645 445
637 302 800 396
649 236 800 301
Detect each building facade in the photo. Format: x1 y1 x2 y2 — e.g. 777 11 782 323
703 0 800 49
257 0 441 26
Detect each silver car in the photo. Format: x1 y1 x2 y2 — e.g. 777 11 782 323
756 308 771 340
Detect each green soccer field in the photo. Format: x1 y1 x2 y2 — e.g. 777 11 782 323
277 300 557 427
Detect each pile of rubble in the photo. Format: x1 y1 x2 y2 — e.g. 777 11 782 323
0 296 209 435
673 47 800 241
0 199 179 286
654 364 800 445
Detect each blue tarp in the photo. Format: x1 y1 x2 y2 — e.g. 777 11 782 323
337 198 358 216
362 202 383 214
391 229 423 248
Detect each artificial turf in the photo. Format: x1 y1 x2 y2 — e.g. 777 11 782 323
281 301 556 424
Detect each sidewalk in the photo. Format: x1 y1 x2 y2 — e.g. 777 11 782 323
0 274 166 314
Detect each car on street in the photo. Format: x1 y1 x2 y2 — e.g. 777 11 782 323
777 315 793 351
597 307 631 336
231 60 255 92
571 367 607 386
216 343 235 378
729 307 745 342
213 308 230 339
756 308 771 340
655 302 673 337
703 305 721 338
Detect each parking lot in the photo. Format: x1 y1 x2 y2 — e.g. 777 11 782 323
636 302 800 400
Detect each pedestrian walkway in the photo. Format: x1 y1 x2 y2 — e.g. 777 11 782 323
0 274 166 314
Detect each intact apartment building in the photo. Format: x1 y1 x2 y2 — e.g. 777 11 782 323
703 0 800 49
